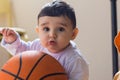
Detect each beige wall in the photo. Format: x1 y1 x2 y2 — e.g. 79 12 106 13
1 0 118 80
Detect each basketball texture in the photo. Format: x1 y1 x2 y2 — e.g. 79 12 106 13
0 51 68 80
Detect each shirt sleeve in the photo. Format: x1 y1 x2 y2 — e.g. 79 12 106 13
1 33 29 55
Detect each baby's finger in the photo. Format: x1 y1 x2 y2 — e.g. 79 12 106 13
6 29 14 36
4 28 9 36
1 28 10 36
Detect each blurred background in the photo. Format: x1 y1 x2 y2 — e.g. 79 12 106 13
0 0 120 80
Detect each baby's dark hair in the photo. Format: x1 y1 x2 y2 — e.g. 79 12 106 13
38 0 76 29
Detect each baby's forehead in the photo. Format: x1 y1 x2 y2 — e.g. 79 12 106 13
38 16 72 25
39 15 70 20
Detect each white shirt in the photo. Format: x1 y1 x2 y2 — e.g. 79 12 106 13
1 35 89 80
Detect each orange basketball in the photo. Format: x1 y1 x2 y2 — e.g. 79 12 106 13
0 51 68 80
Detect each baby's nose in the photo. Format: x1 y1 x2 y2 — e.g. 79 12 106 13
49 31 57 38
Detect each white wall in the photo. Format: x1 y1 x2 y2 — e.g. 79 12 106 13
1 0 117 80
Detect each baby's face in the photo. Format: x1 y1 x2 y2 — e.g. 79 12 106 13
36 16 78 53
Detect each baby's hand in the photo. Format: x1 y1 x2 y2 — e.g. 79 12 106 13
0 28 17 44
114 32 120 53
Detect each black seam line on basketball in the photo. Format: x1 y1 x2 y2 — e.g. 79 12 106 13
40 72 67 80
15 54 22 80
1 69 24 80
26 54 48 80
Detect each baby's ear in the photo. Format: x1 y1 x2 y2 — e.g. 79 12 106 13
71 28 79 40
35 26 39 33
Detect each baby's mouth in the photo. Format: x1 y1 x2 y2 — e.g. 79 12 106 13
48 40 56 45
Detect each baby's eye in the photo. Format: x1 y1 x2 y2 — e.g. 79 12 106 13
58 27 65 32
43 27 50 31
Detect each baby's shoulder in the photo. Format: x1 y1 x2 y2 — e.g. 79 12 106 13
64 49 88 64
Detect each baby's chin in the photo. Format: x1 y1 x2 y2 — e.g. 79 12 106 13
48 49 60 53
47 47 64 53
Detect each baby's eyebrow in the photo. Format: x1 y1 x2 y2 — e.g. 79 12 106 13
58 22 67 27
40 22 49 26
